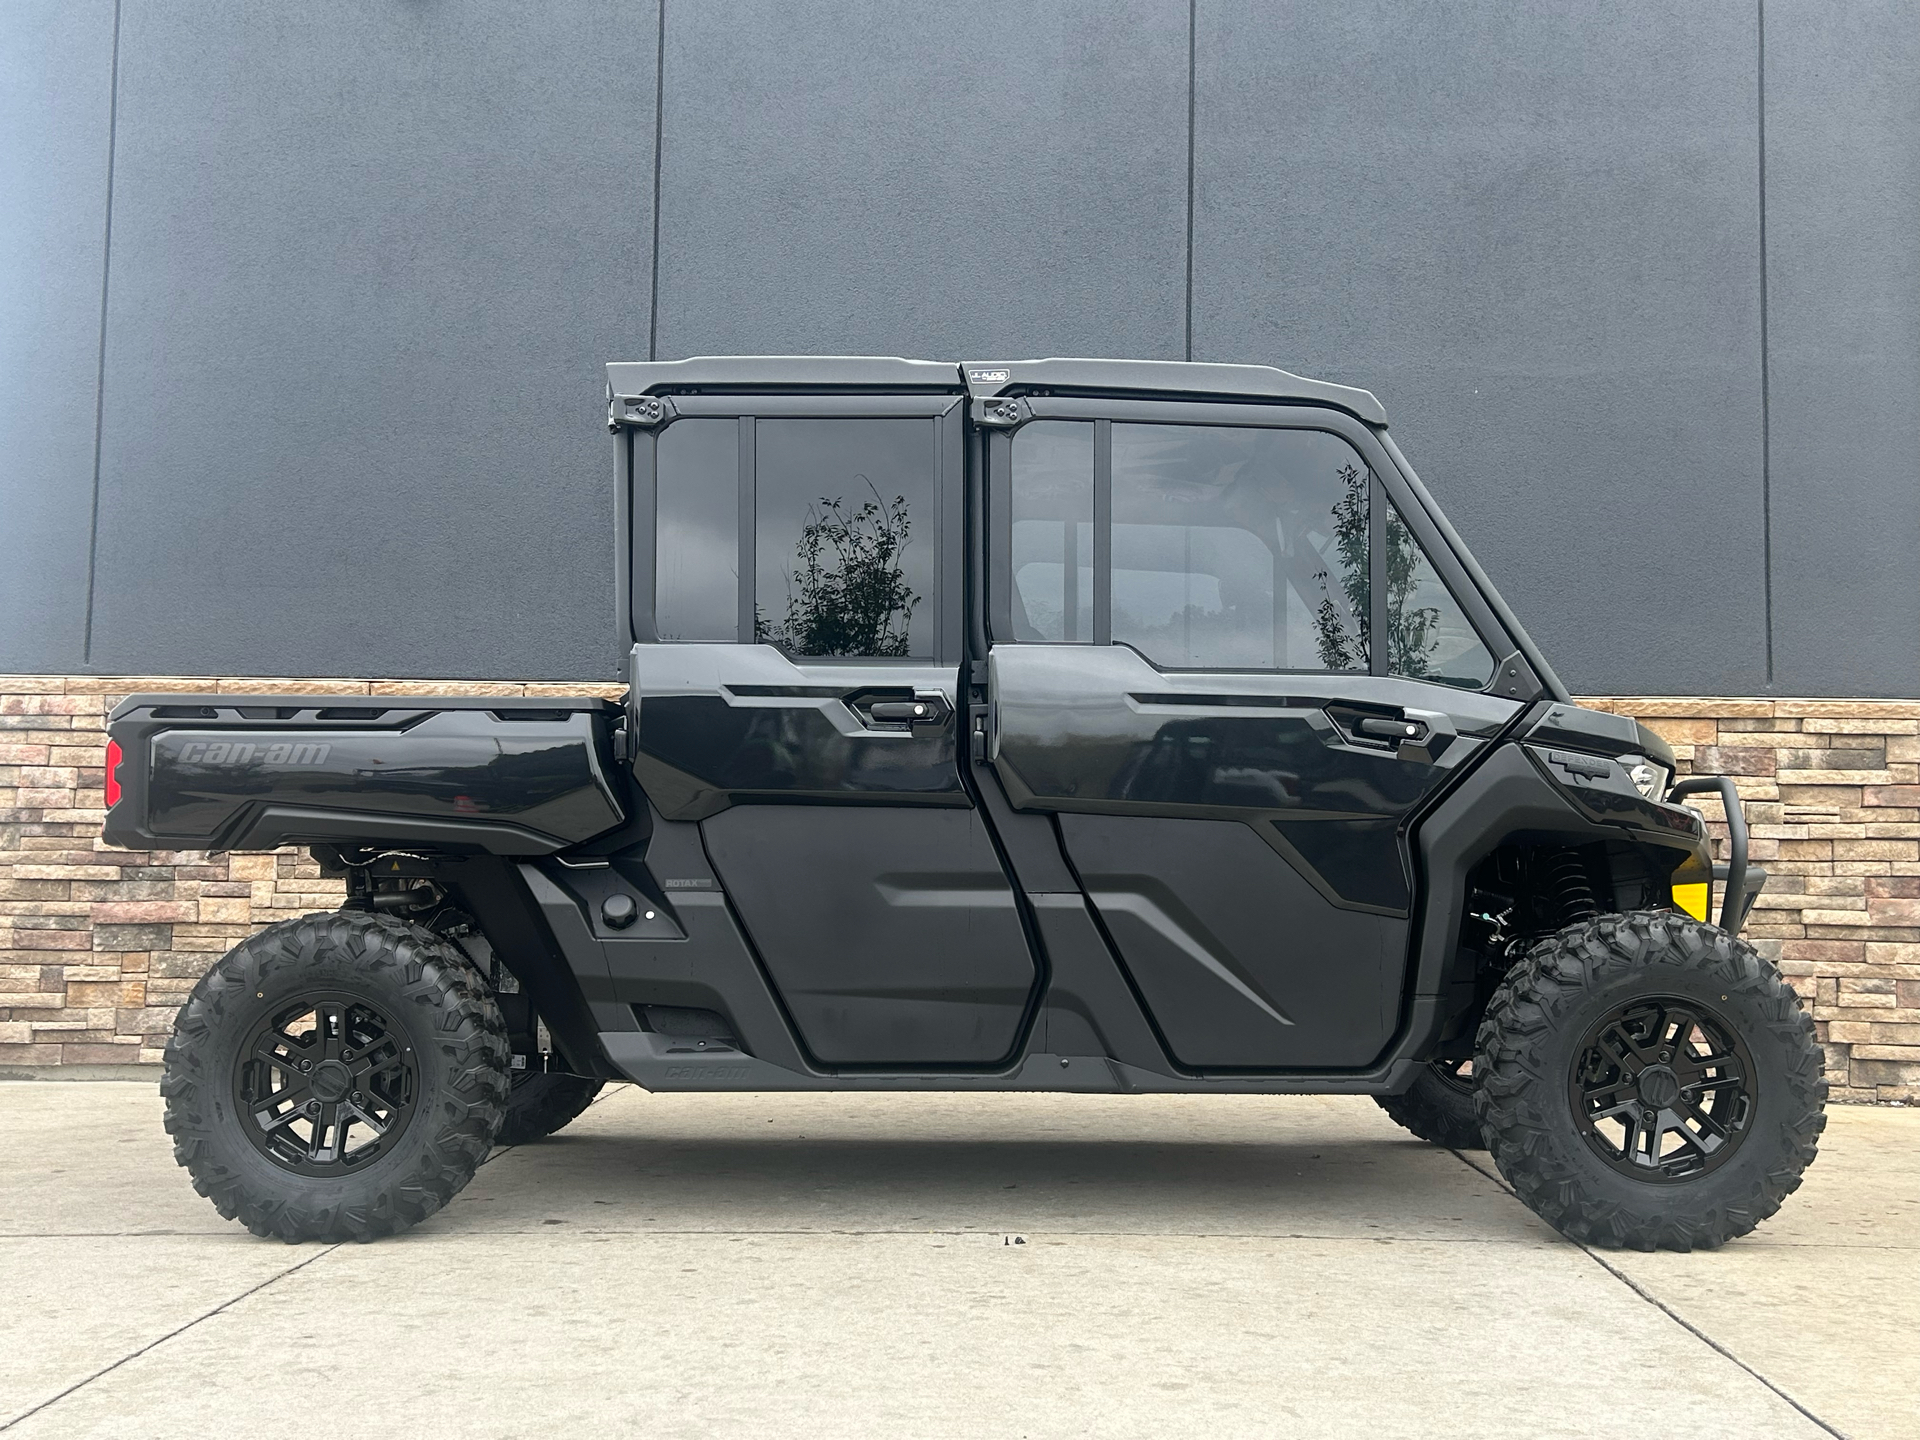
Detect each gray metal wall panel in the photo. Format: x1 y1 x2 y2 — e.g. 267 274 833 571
7 1 1912 695
652 0 1188 361
86 2 655 681
0 1 115 673
1192 1 1768 697
1764 1 1920 698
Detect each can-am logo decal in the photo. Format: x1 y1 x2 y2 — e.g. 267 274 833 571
176 741 332 765
664 1065 749 1081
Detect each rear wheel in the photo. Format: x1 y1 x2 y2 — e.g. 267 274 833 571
1375 1058 1484 1149
161 911 509 1242
1476 910 1825 1251
495 1070 604 1146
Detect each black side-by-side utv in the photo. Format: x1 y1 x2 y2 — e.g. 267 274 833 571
102 356 1824 1248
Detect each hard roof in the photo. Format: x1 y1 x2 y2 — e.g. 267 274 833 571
605 355 1386 425
958 358 1385 424
607 356 961 395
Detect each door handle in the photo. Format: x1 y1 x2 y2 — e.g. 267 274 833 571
1354 716 1428 743
1328 707 1455 764
851 691 951 733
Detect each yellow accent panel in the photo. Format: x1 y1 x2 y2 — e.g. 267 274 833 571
1673 883 1709 922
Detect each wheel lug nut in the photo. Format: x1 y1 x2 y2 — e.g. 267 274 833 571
351 1091 363 1103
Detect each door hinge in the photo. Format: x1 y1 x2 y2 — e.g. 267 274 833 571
971 396 1028 428
608 389 676 432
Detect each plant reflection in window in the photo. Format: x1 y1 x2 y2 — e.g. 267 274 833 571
1311 462 1443 678
757 477 919 658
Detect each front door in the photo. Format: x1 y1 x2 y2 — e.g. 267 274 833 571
985 406 1523 1068
628 394 1039 1068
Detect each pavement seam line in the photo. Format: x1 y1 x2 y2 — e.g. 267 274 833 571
1576 1244 1848 1440
0 1243 342 1433
1445 1148 1849 1440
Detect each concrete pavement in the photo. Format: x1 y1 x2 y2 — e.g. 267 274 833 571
0 1083 1912 1438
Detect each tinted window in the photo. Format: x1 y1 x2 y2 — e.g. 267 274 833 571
1386 506 1494 688
1009 421 1095 642
655 419 739 642
753 418 935 658
1110 424 1370 671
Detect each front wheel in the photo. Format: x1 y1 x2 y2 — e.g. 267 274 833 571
161 912 510 1242
1476 910 1826 1251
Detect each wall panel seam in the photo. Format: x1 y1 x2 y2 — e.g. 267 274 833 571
1183 0 1197 362
647 0 667 362
1758 0 1774 685
81 0 124 667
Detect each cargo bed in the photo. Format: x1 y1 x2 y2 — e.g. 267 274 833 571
102 694 627 856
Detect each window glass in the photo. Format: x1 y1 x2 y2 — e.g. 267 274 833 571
1110 423 1370 671
753 418 935 658
1385 506 1495 688
1009 421 1094 642
654 419 739 642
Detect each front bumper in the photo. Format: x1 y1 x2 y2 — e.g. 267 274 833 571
1668 774 1765 932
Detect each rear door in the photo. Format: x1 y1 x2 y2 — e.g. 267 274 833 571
625 393 1039 1068
984 402 1524 1069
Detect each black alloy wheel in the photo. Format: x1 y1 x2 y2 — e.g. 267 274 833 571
1476 909 1825 1250
163 911 508 1242
236 991 419 1175
1568 996 1754 1183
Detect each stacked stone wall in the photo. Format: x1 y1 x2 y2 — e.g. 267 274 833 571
3 677 1915 1101
1585 698 1920 1103
0 676 619 1068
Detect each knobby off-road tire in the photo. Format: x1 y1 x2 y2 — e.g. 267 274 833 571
495 1071 604 1147
161 911 510 1242
1476 910 1825 1251
1375 1058 1484 1149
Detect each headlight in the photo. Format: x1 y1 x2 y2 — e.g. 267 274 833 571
1624 756 1671 800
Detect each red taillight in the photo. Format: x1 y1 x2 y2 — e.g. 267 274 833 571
104 738 123 808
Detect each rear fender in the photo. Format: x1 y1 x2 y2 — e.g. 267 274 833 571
451 856 625 1081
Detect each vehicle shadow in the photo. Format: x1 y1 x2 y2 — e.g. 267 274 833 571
449 1115 1536 1240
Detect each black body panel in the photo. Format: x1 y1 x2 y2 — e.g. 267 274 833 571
1524 700 1677 770
104 695 624 855
701 805 1036 1066
630 644 1042 1069
1407 742 1710 1044
1027 893 1169 1069
1059 813 1401 1068
1527 743 1701 838
988 645 1517 915
635 692 963 818
453 856 621 1079
592 805 820 1074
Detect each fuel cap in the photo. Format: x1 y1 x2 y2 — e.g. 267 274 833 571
601 893 638 929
